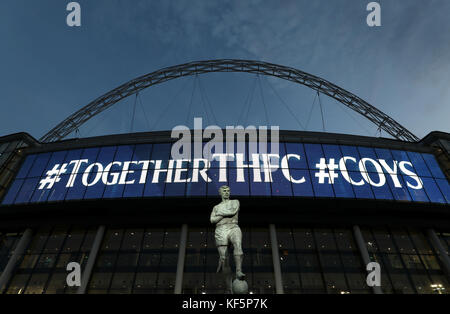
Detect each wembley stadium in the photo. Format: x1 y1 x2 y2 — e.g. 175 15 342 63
0 60 449 295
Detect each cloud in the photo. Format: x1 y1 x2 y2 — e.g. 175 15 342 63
88 0 450 135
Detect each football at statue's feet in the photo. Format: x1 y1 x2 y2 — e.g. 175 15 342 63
232 278 248 294
236 271 246 279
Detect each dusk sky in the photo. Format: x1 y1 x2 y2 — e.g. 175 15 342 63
1 0 449 141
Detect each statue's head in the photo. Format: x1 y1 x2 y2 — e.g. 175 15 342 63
218 185 231 199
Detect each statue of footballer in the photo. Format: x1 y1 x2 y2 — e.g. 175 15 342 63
210 185 245 280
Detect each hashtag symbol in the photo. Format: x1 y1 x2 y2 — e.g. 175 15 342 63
38 163 68 190
315 158 339 184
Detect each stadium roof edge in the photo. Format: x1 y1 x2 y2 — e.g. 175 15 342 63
8 129 448 156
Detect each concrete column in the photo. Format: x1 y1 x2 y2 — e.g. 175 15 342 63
0 228 33 293
427 228 450 278
269 224 284 294
353 225 383 294
174 224 188 294
77 225 105 294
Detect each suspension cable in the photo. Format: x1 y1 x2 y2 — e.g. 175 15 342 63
185 74 198 125
197 75 218 125
197 76 211 126
152 76 192 130
137 93 151 131
130 93 138 133
317 91 326 132
305 92 317 130
335 101 373 136
237 75 258 126
263 76 306 130
257 74 270 126
243 75 258 126
84 101 121 137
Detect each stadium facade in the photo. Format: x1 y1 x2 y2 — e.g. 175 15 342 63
0 129 449 294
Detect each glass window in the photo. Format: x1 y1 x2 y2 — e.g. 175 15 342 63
143 169 166 197
46 151 68 169
391 149 412 165
207 168 229 197
45 273 67 294
290 170 314 197
322 144 343 162
403 175 429 202
28 153 52 178
14 177 39 204
151 144 172 169
1 179 24 205
421 153 445 179
0 233 21 276
228 168 250 196
310 170 334 198
83 171 106 200
406 152 431 177
387 175 412 201
421 177 446 204
248 170 271 196
15 154 37 179
304 144 324 169
109 272 134 294
122 170 146 198
19 254 39 269
277 229 301 294
357 147 379 173
114 145 135 162
78 148 100 173
242 228 274 294
350 172 374 199
331 171 355 198
271 169 292 196
186 168 207 197
103 179 126 199
30 184 52 203
88 272 113 294
65 177 87 200
284 143 308 169
164 181 186 197
207 141 226 168
362 227 450 294
63 229 87 253
133 272 157 293
133 144 153 163
85 227 180 294
371 179 394 200
3 226 96 294
6 274 30 294
62 149 83 172
96 146 117 165
435 179 450 204
339 146 361 172
47 174 70 202
36 254 57 269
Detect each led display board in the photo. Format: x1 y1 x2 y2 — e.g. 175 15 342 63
1 142 449 205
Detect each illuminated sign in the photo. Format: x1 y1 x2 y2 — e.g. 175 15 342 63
1 142 449 205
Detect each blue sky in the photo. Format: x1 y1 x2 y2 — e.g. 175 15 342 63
1 0 449 141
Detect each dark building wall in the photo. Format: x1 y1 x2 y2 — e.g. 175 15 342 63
0 130 449 294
